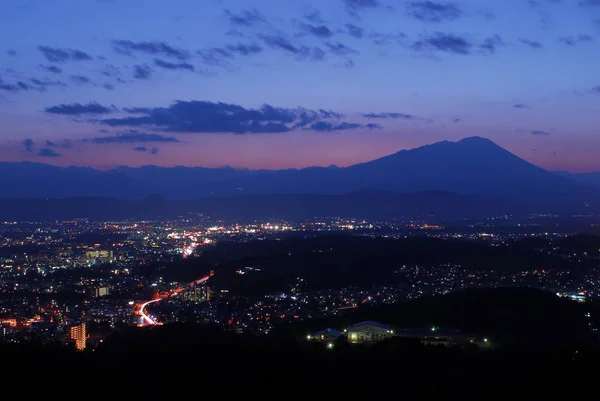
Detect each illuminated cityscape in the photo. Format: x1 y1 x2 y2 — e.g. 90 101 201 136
1 213 599 348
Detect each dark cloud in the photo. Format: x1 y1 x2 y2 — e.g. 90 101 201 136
154 58 195 71
326 42 359 56
45 102 115 115
301 23 334 38
363 112 417 119
133 64 152 80
112 40 190 60
406 1 461 23
70 75 93 84
453 118 461 123
345 23 364 38
38 46 92 62
308 121 381 131
98 100 371 134
519 38 543 49
412 33 472 54
150 147 158 155
90 130 180 144
0 78 42 93
260 35 325 61
103 83 115 90
40 65 63 74
479 35 505 54
225 9 264 27
38 148 62 157
513 104 527 108
7 49 17 56
558 34 593 45
23 138 34 152
531 130 550 136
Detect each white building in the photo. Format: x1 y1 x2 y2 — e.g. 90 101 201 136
346 321 393 344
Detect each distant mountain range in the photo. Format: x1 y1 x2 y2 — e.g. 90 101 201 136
0 136 598 220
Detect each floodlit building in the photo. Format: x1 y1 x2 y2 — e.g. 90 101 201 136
346 321 393 344
65 322 86 351
311 328 342 343
94 287 110 297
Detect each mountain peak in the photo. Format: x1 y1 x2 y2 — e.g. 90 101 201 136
457 136 498 146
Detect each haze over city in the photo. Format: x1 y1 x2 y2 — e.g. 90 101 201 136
2 0 600 171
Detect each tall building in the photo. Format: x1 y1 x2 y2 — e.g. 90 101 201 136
65 322 86 351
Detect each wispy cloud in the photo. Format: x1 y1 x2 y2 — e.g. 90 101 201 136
38 148 62 157
558 34 593 45
39 65 63 74
406 1 461 23
133 64 152 80
519 38 543 49
307 121 381 131
133 146 159 154
363 112 417 119
89 130 180 144
260 35 325 61
38 46 92 62
326 43 359 56
22 138 34 152
412 33 472 55
45 102 115 115
345 23 364 38
70 75 93 85
153 59 194 71
224 9 264 27
300 23 334 38
112 39 190 60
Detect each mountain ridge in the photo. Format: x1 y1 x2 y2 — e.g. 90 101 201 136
0 137 597 205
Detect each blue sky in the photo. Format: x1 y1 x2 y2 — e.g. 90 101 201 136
1 0 600 171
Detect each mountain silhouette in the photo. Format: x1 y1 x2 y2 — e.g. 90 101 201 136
0 137 596 206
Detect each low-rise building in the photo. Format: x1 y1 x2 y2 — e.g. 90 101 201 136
346 321 393 344
311 328 342 343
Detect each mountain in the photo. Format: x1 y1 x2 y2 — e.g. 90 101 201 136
0 190 530 221
0 137 596 205
212 137 594 204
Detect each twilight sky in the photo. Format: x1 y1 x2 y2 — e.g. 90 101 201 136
1 0 600 172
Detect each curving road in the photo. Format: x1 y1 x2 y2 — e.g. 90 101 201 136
137 274 210 326
139 298 162 325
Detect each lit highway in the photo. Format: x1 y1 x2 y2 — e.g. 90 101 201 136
136 274 211 326
139 298 161 325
